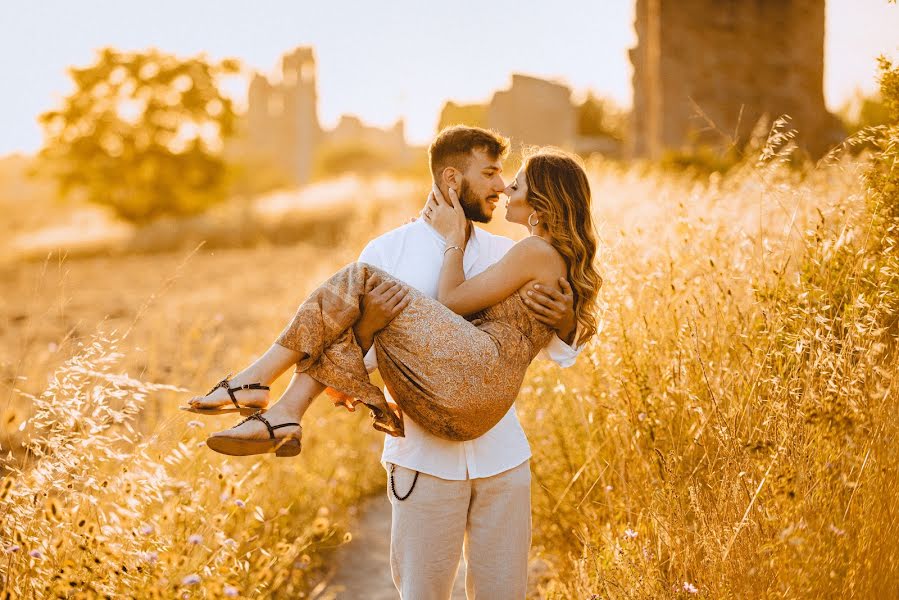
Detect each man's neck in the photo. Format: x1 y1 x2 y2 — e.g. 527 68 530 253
465 221 474 243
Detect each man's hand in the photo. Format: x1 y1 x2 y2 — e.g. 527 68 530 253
353 278 411 352
523 278 577 345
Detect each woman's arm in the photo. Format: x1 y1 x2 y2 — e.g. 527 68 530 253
438 240 540 316
424 185 550 316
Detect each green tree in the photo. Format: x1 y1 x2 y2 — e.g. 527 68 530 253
838 89 893 134
38 48 240 223
312 141 393 179
577 92 626 141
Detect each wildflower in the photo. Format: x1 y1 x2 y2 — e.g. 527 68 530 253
188 534 203 545
829 524 845 536
222 538 238 549
224 585 239 597
605 485 613 492
44 497 62 520
6 545 20 553
29 549 42 558
683 582 698 594
187 420 204 428
624 528 638 539
181 574 201 585
139 523 154 535
234 499 246 508
0 478 13 501
312 517 329 535
141 551 159 563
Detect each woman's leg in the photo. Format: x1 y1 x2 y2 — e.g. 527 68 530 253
190 262 386 411
197 262 403 437
188 343 302 409
269 262 406 436
208 370 326 441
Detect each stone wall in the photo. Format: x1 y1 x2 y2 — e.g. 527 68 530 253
438 74 621 156
629 0 843 159
488 74 577 150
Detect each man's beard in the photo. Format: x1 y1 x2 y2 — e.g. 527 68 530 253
458 179 494 224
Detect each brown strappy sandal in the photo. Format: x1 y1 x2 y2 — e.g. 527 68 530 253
205 412 302 458
181 373 270 416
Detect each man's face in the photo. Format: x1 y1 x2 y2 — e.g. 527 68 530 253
456 149 506 223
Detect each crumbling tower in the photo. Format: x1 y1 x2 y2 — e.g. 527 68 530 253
246 46 321 184
629 0 842 159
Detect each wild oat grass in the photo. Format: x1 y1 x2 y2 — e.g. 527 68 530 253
3 122 898 598
2 327 391 598
0 191 422 598
518 125 899 598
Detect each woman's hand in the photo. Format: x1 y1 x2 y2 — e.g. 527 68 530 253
422 185 467 247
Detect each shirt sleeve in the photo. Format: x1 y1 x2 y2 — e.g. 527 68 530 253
537 334 583 368
358 238 385 269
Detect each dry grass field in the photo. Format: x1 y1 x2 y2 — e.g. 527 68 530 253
2 135 898 597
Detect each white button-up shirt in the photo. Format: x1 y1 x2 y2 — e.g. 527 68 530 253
358 219 580 480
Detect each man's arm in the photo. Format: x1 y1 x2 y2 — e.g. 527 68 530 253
531 279 583 367
538 333 583 367
523 277 577 344
354 237 408 372
353 279 410 352
485 237 583 366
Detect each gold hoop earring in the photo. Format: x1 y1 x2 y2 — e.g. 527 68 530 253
528 211 540 227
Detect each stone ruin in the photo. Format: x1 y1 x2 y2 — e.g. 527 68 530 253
629 0 844 159
440 74 621 157
489 74 578 150
243 47 413 185
247 47 320 185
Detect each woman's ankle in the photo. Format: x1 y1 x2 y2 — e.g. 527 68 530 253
268 394 312 420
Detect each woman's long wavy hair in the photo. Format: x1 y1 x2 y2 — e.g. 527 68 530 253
523 147 602 347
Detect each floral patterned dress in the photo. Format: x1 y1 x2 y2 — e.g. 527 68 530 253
274 261 554 441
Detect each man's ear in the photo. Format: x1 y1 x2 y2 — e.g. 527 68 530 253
441 167 460 189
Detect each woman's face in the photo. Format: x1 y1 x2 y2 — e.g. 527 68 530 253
503 168 533 227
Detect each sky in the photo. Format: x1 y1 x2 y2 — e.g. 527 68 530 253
0 0 897 155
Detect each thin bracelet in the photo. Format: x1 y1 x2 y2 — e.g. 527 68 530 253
443 245 464 256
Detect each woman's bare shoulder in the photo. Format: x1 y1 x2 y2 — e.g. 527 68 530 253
511 237 567 278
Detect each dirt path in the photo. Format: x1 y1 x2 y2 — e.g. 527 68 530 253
312 493 467 599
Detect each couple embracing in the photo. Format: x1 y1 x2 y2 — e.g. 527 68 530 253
183 125 602 599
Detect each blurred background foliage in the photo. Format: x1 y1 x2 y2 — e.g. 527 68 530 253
37 48 241 223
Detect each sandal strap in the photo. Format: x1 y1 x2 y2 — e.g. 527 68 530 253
224 383 271 409
235 413 299 440
204 374 270 409
271 422 300 430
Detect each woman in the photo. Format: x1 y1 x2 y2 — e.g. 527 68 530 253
186 148 602 457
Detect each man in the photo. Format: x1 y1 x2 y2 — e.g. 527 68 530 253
352 125 581 599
